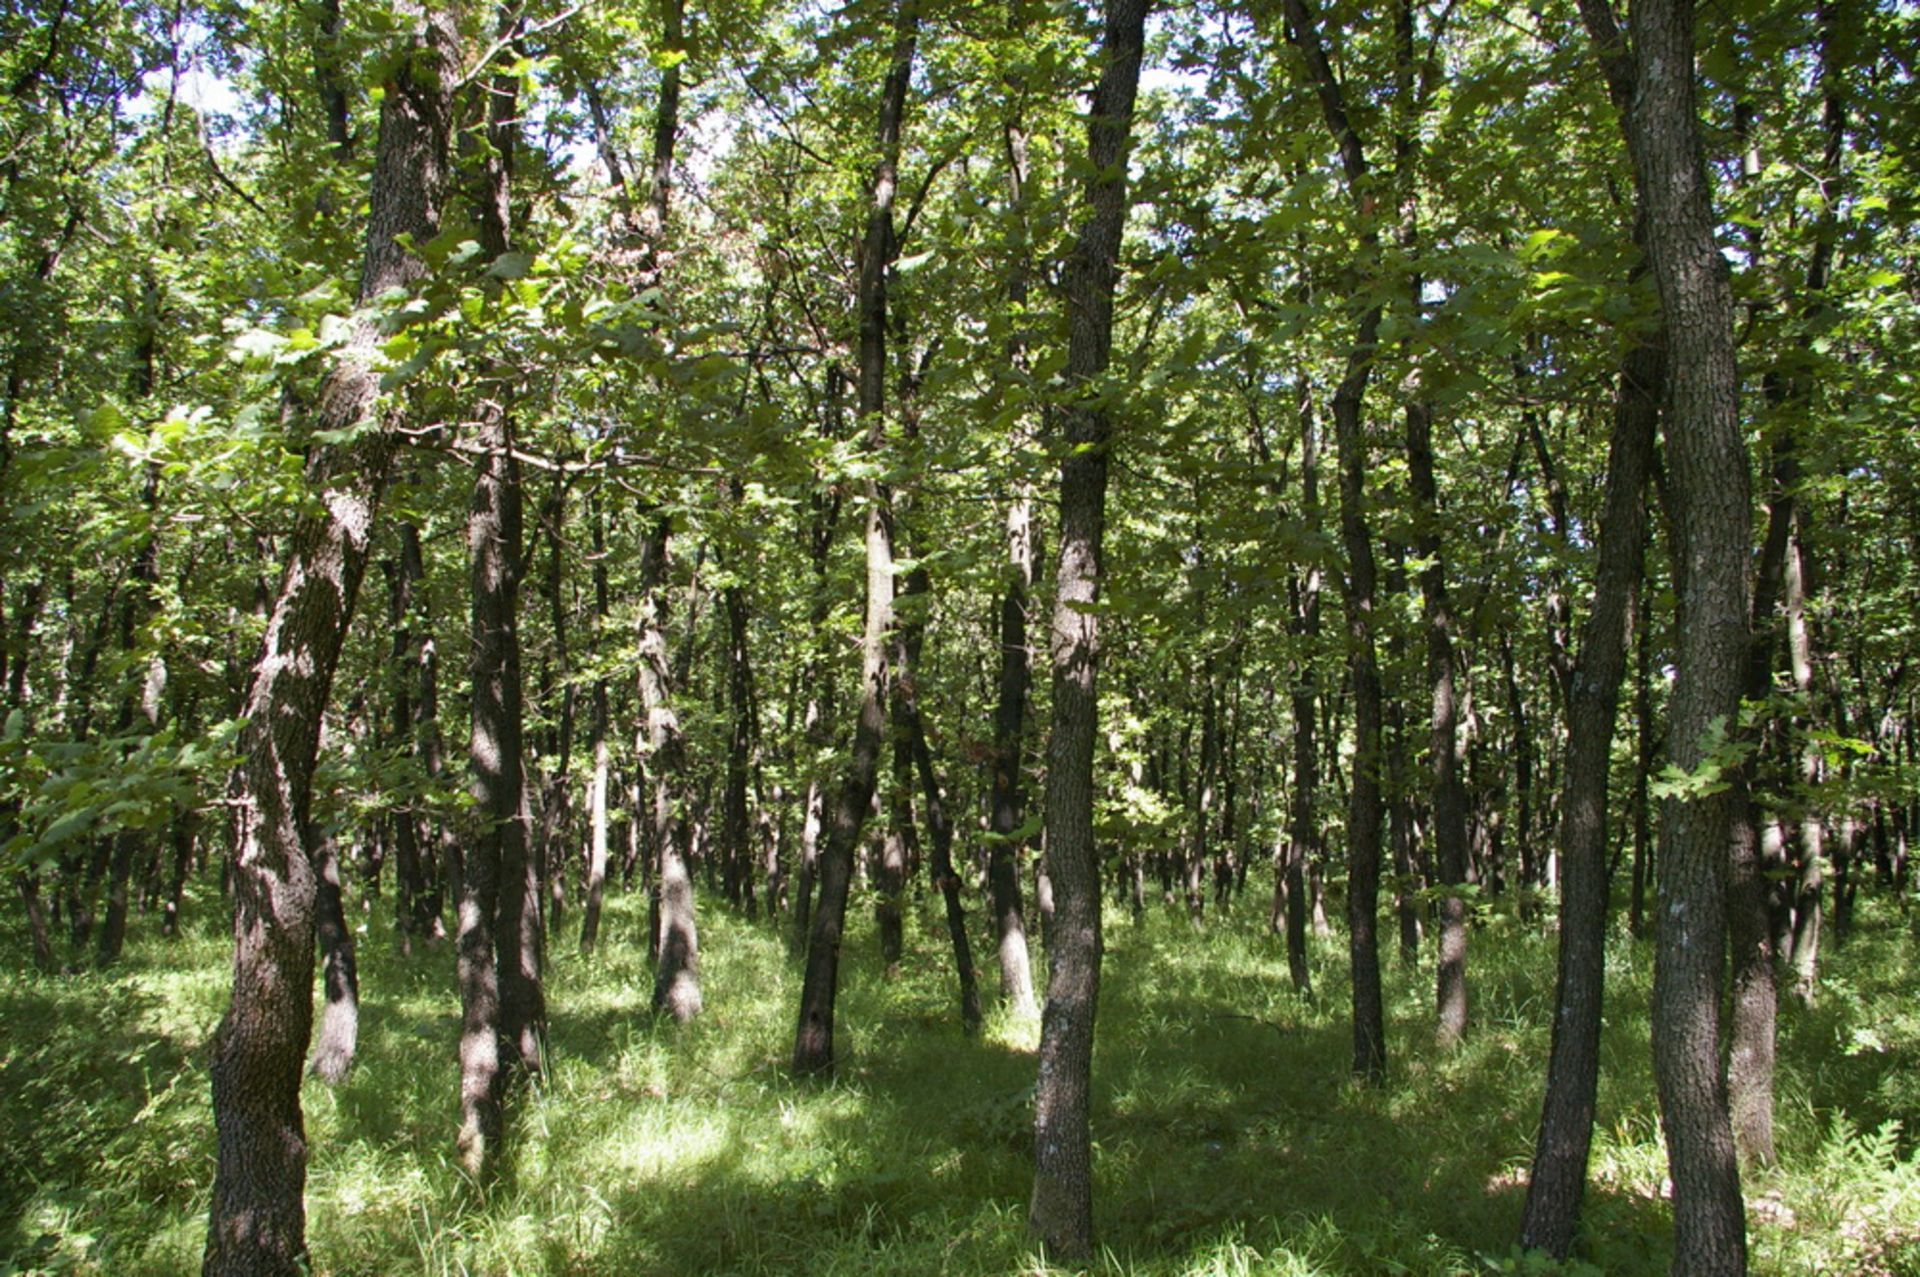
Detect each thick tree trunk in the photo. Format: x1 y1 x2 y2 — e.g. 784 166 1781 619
1028 0 1148 1255
1614 0 1754 1266
473 29 545 1093
203 11 455 1270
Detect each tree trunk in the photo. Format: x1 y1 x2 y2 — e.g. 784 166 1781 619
1610 0 1754 1265
1028 0 1148 1255
1520 288 1661 1258
793 0 917 1073
895 564 983 1032
580 502 613 954
307 829 360 1084
1283 0 1388 1084
204 11 456 1270
637 513 701 1022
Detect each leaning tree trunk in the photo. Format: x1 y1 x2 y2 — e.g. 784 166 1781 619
203 10 456 1272
1519 281 1661 1258
1028 0 1148 1255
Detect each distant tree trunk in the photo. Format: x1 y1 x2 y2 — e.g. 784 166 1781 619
580 502 613 954
988 492 1038 1014
894 563 983 1032
1283 0 1387 1084
637 513 701 1022
1028 0 1148 1255
536 484 576 943
722 575 757 916
203 10 456 1270
307 829 360 1084
98 459 164 967
792 0 917 1074
382 544 425 948
1611 0 1754 1265
1630 604 1654 938
1283 387 1322 996
1519 259 1661 1256
988 109 1039 1016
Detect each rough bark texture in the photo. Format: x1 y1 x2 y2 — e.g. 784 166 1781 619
1028 0 1148 1255
307 830 360 1085
202 10 455 1271
636 515 701 1022
1520 324 1661 1258
1622 0 1754 1267
989 493 1038 1015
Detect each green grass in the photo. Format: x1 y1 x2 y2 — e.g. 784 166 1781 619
3 884 1919 1275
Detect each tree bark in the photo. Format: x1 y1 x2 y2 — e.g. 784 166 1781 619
1612 0 1754 1266
307 829 360 1084
637 513 701 1022
1520 295 1661 1260
1028 0 1148 1255
203 10 456 1270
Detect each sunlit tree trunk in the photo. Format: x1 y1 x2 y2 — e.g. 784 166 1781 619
202 10 456 1270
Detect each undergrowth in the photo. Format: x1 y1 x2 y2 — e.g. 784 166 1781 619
2 882 1917 1275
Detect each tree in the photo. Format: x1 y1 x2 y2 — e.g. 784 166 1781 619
204 7 459 1270
1027 0 1150 1254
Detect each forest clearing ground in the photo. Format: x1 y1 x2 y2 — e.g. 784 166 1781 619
2 886 1918 1274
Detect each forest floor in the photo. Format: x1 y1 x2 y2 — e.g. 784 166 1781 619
3 882 1919 1275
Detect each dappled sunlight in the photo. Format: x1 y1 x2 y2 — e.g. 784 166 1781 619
4 889 1920 1272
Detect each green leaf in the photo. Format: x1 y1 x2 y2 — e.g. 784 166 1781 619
487 251 536 280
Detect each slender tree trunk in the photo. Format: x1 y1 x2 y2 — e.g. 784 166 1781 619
203 12 456 1270
988 109 1039 1016
1283 0 1388 1084
894 564 983 1032
580 502 612 954
1520 295 1661 1259
793 0 918 1074
1028 0 1148 1254
1284 388 1322 996
989 493 1038 1014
